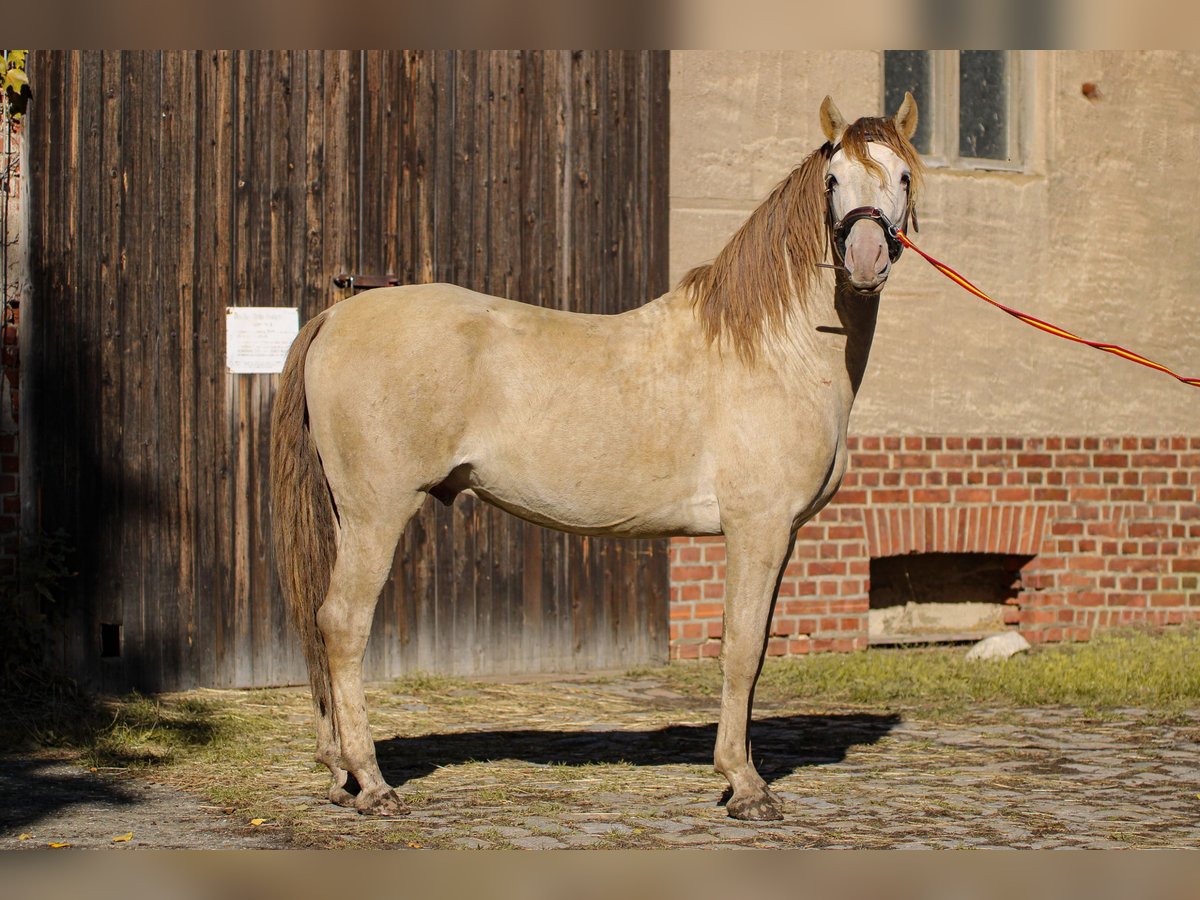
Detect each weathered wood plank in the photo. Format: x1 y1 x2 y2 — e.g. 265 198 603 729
173 51 202 686
209 49 237 687
156 51 185 689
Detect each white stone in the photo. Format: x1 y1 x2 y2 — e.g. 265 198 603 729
966 631 1031 661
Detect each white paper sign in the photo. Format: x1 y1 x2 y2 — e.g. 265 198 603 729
226 307 300 374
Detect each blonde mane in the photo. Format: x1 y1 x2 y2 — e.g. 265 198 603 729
679 115 924 363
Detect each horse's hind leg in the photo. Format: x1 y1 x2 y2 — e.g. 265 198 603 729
318 493 423 816
713 521 796 821
315 696 353 807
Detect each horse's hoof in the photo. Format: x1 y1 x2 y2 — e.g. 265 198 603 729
355 788 407 817
726 791 784 821
329 786 357 808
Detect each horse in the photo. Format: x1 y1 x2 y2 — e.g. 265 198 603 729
270 93 923 821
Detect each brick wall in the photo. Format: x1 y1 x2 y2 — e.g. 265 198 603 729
669 435 1200 660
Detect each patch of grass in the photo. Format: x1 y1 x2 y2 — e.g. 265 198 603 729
80 692 230 768
386 672 469 696
656 626 1200 712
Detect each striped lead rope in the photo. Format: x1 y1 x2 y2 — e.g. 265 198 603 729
895 230 1200 389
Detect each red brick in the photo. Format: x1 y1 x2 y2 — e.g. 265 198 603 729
995 488 1032 502
1122 491 1155 506
833 489 867 505
1033 488 1069 502
1129 522 1170 538
852 453 891 469
935 453 972 468
1054 452 1089 467
954 488 991 503
912 488 951 503
672 565 714 582
1132 453 1177 467
973 453 1008 468
1017 453 1053 467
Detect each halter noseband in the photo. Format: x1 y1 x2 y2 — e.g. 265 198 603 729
825 139 917 267
830 206 906 265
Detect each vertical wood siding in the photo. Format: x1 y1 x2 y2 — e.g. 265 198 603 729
26 50 670 690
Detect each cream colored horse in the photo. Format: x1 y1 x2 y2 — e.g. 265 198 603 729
271 94 922 821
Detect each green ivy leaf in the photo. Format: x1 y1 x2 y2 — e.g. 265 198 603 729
4 68 27 92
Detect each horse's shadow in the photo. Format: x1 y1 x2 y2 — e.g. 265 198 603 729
376 712 900 789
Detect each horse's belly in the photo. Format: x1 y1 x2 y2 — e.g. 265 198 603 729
461 482 722 539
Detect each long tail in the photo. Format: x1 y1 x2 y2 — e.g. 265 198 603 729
270 310 336 727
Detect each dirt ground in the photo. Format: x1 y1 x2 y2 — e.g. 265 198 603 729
3 668 1199 850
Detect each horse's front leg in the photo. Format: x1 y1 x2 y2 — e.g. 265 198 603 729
713 522 796 821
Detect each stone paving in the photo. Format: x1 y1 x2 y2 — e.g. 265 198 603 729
2 672 1199 849
270 675 1200 848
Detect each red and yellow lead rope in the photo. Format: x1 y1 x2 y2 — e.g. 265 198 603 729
895 230 1200 389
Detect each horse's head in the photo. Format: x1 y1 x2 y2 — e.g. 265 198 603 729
821 92 921 295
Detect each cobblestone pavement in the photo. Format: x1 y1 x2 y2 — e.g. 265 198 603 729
3 672 1198 849
344 678 1200 849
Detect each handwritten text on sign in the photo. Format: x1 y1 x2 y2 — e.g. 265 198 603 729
226 307 300 374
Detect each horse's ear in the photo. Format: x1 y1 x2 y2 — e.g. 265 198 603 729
820 96 846 143
894 91 918 140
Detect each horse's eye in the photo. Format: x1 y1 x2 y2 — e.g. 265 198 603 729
900 173 911 188
825 175 837 190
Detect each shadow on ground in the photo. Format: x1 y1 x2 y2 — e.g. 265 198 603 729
0 685 227 835
0 758 139 833
376 712 901 788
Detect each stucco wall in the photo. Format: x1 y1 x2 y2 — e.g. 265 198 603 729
670 50 1200 435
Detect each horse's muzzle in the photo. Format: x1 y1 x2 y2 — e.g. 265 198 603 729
843 221 891 293
831 206 903 295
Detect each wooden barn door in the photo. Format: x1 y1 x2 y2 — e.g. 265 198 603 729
26 51 670 690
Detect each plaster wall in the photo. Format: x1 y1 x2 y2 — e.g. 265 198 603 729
670 50 1200 436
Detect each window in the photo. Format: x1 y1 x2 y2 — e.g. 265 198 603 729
884 50 1023 170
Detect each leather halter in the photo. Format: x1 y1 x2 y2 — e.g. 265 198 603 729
825 139 917 267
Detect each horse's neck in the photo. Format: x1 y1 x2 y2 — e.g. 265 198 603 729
831 282 880 397
778 280 880 406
